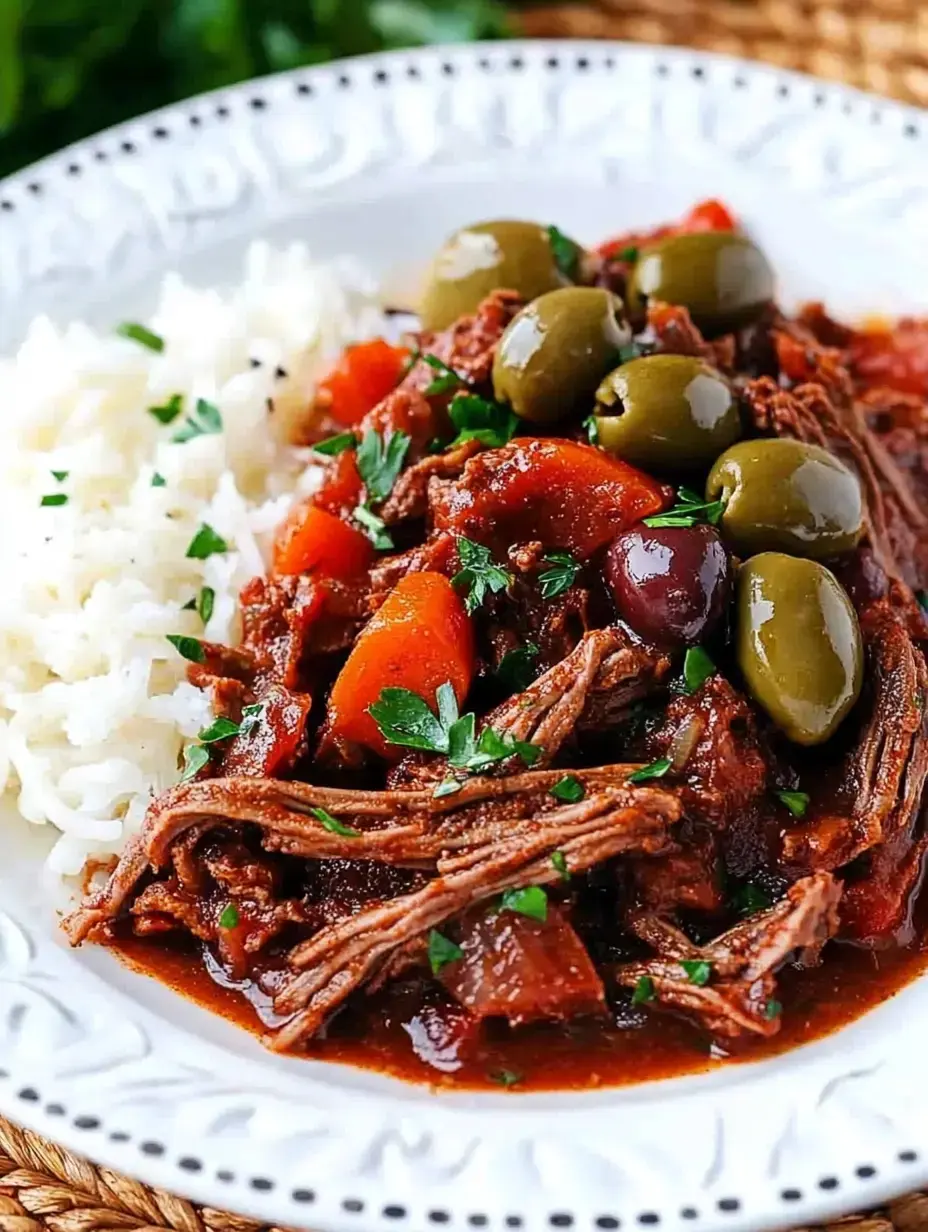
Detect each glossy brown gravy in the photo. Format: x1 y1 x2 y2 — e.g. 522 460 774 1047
112 922 928 1091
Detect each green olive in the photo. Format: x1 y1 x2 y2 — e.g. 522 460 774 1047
593 354 741 472
492 287 631 424
707 438 864 560
419 220 579 331
736 553 863 745
627 232 775 335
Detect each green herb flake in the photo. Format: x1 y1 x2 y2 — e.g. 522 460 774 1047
50 470 69 482
776 789 811 819
451 537 513 614
619 245 639 263
632 975 655 1005
495 642 539 693
765 998 783 1020
551 850 571 882
447 393 518 450
166 634 205 664
353 503 394 550
171 397 223 443
313 431 356 457
683 646 716 695
239 703 264 736
918 590 928 616
550 774 585 804
538 551 581 600
148 393 184 425
500 885 547 922
422 353 467 397
428 928 464 975
356 428 410 503
151 472 167 488
40 493 68 507
489 1068 523 1088
730 883 773 917
617 341 643 364
180 743 210 782
117 322 164 353
627 757 672 785
218 902 240 929
583 414 600 445
433 777 463 799
196 586 215 625
547 223 582 281
310 806 360 838
185 523 229 560
643 486 725 529
680 959 711 986
197 716 241 744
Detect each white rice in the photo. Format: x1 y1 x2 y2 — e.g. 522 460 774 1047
0 242 389 879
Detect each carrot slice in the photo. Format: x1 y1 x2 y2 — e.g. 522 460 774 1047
316 339 411 427
273 501 373 580
325 572 475 759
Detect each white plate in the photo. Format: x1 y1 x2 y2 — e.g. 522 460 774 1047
3 39 928 1232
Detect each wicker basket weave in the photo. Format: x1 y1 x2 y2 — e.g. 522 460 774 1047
3 4 928 1229
517 0 928 104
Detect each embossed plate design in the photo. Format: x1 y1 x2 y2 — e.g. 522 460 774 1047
2 39 928 1232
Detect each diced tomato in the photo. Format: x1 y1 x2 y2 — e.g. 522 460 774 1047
431 439 670 560
680 198 738 233
313 449 365 517
273 501 373 580
324 572 475 760
316 339 411 427
849 320 928 398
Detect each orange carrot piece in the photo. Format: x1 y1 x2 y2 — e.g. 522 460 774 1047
316 338 411 427
273 501 374 580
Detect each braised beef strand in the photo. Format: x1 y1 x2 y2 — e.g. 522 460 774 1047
65 200 928 1088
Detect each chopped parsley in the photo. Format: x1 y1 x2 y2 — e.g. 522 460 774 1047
764 998 782 1020
368 682 540 773
171 397 222 443
117 322 164 352
218 903 240 929
500 885 547 922
356 428 410 503
632 975 655 1005
353 503 394 550
50 470 69 482
496 642 539 692
551 850 571 882
151 472 167 487
627 757 672 785
683 647 716 694
197 585 215 625
422 353 467 397
197 717 242 743
447 393 518 449
918 590 928 616
644 486 724 529
619 245 639 263
166 634 205 663
550 775 585 804
428 928 464 975
185 523 228 560
583 414 600 445
452 537 513 614
617 341 643 364
310 806 360 838
547 224 582 281
313 431 355 457
538 551 581 600
40 493 68 507
777 789 810 819
148 393 183 425
433 777 463 799
489 1068 523 1087
729 883 773 917
180 743 210 781
680 960 711 986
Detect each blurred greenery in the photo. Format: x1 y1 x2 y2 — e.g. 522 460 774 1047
0 0 512 176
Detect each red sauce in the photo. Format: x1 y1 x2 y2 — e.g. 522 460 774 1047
112 924 928 1091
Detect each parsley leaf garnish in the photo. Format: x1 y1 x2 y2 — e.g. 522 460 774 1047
489 1068 523 1087
683 647 716 694
148 393 183 425
501 885 548 922
171 397 222 443
619 245 639 263
218 903 240 929
550 774 585 804
353 503 394 550
551 850 571 882
447 393 518 449
368 682 540 772
433 777 463 799
452 537 512 614
313 431 356 457
547 224 581 281
428 928 464 974
151 472 167 487
198 717 242 744
180 743 210 781
777 789 810 819
496 642 539 692
51 470 69 482
356 428 410 503
618 341 643 363
632 975 655 1005
185 524 228 560
538 551 581 600
680 960 711 986
117 322 164 352
197 585 215 624
583 414 600 445
765 998 782 1020
627 757 672 785
729 882 773 917
310 806 360 838
40 493 67 507
166 634 205 663
422 353 467 397
644 486 725 529
918 590 928 616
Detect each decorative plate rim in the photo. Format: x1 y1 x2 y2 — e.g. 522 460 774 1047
3 38 928 1232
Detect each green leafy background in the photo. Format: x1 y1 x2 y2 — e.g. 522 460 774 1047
0 0 512 177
